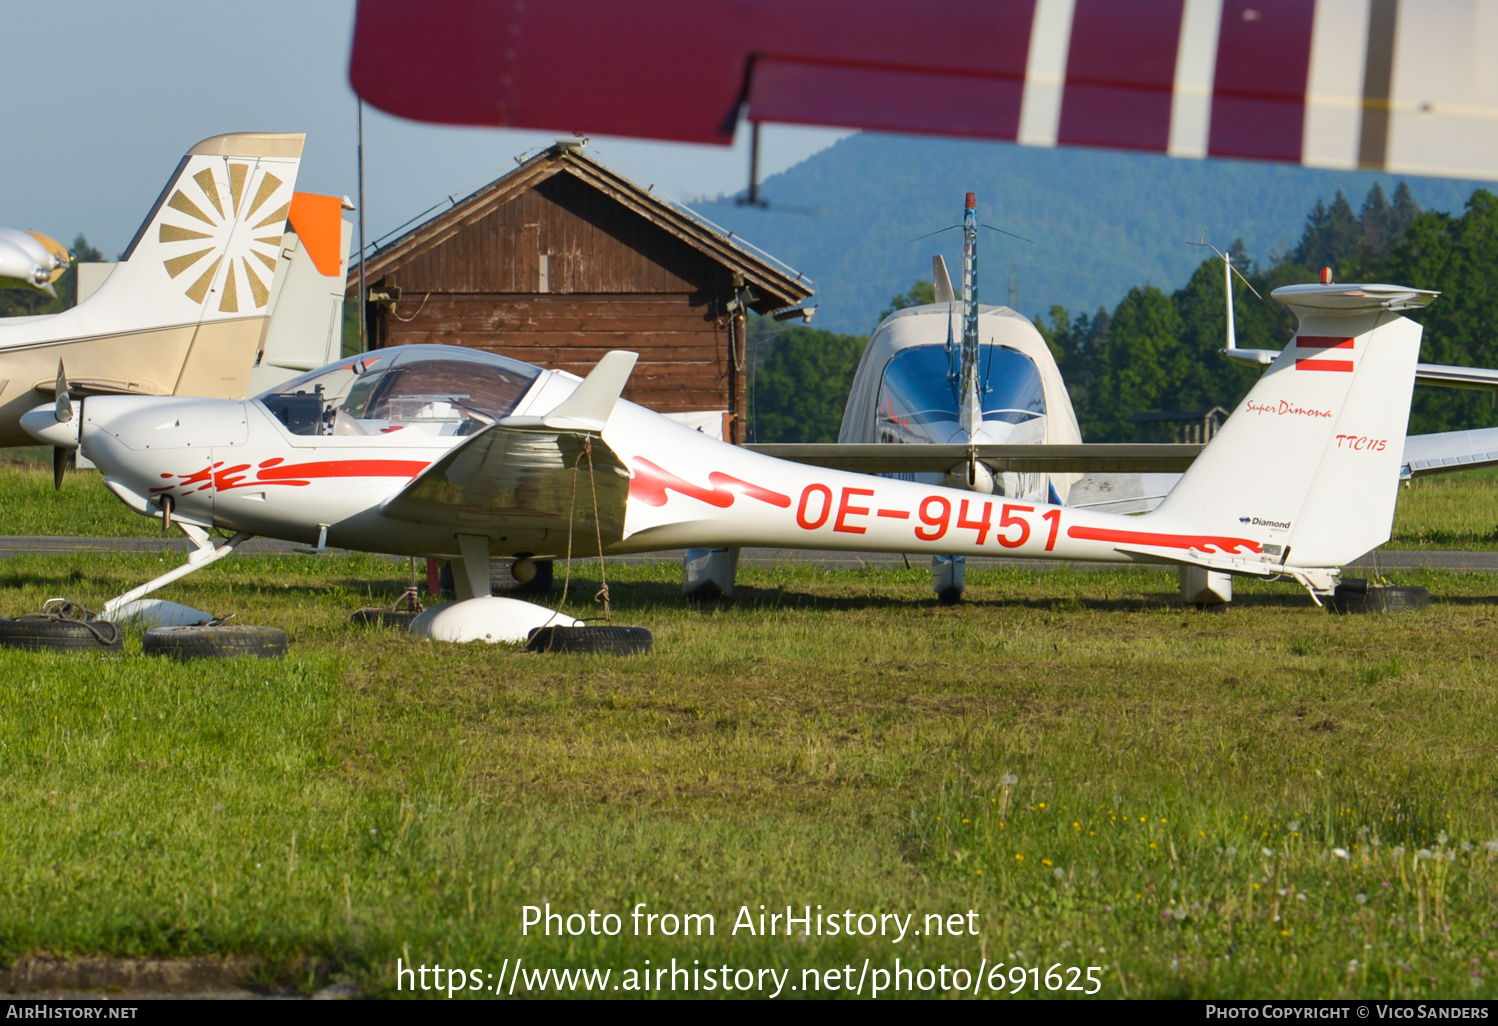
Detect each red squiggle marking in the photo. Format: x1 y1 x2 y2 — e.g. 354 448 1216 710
1067 525 1262 556
629 457 792 509
151 459 429 495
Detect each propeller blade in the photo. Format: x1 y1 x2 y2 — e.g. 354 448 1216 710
52 446 66 491
54 360 71 423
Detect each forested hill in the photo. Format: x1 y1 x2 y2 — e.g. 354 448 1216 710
698 134 1488 334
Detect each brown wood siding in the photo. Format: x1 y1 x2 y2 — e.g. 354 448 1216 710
391 172 734 297
377 293 729 414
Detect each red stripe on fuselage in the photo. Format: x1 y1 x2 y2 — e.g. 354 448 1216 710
1296 336 1354 349
253 460 429 485
1067 524 1262 555
153 459 429 495
629 457 792 509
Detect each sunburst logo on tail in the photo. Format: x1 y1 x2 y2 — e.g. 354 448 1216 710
157 161 291 313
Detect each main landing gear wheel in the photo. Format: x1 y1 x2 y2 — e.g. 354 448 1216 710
0 615 123 652
350 608 420 630
1327 579 1431 614
526 625 653 655
143 624 289 660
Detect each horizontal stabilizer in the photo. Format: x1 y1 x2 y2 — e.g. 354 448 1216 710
1402 427 1498 478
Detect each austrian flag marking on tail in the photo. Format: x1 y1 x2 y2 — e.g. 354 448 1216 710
1294 335 1356 373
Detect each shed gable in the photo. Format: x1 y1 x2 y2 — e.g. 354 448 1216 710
389 170 733 296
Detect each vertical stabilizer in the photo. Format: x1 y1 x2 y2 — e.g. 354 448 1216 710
932 255 955 304
249 194 352 394
1152 283 1436 568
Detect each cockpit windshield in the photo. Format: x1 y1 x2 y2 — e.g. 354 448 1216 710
875 344 1047 444
256 345 542 438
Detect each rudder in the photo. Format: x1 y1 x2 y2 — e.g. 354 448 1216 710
1151 283 1434 569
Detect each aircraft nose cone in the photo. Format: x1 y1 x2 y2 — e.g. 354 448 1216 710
20 404 79 448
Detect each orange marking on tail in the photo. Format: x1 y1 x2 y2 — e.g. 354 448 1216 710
288 193 344 277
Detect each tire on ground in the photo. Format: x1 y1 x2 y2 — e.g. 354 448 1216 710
350 608 420 629
526 625 652 655
0 617 123 652
1328 579 1431 614
143 624 289 660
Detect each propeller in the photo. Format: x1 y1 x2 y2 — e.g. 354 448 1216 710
52 360 72 491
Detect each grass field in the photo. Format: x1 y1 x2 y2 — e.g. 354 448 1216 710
0 549 1496 999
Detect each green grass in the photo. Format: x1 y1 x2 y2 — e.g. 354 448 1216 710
0 554 1496 999
7 462 1498 548
1391 467 1498 549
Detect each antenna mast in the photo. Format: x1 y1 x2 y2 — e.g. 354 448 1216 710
959 192 981 437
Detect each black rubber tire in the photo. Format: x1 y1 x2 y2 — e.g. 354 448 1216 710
1328 579 1431 614
0 617 123 652
526 625 653 655
143 624 289 660
350 608 420 629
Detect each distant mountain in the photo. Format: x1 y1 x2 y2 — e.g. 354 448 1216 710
693 135 1490 335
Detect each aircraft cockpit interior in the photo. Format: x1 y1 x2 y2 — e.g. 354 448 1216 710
257 345 542 438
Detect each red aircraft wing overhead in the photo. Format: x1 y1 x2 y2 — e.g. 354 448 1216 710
349 0 1498 181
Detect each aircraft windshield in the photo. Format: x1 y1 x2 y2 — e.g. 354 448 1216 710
875 344 1046 443
256 345 542 437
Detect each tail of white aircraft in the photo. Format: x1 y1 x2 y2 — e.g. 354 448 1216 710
0 133 357 445
1151 282 1435 576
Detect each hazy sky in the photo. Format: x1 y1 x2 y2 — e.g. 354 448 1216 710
2 1 850 258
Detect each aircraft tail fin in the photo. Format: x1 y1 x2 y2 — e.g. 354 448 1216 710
1151 283 1436 571
248 193 353 394
100 133 305 325
932 255 955 303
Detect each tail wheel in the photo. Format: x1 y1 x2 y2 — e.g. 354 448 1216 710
1329 579 1431 614
526 626 652 655
0 616 123 652
143 625 289 660
350 608 420 629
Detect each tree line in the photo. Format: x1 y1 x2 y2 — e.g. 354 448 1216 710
750 182 1498 442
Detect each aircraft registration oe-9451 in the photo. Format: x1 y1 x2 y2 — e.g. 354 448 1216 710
23 279 1435 642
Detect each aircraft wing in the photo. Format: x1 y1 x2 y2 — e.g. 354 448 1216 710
381 423 630 546
351 0 1498 182
744 443 1203 474
1402 427 1498 479
1415 363 1498 390
380 349 638 547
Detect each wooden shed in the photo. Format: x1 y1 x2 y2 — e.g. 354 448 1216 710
350 142 815 442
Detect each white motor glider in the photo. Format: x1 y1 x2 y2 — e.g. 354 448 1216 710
24 278 1432 640
0 132 352 460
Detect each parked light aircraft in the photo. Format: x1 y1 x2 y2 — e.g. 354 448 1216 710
0 132 352 463
754 208 1498 607
23 277 1434 641
745 192 1197 602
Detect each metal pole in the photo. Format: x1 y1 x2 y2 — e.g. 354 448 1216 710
357 99 368 353
743 120 762 207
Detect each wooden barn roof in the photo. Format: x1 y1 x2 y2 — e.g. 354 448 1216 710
351 143 815 315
